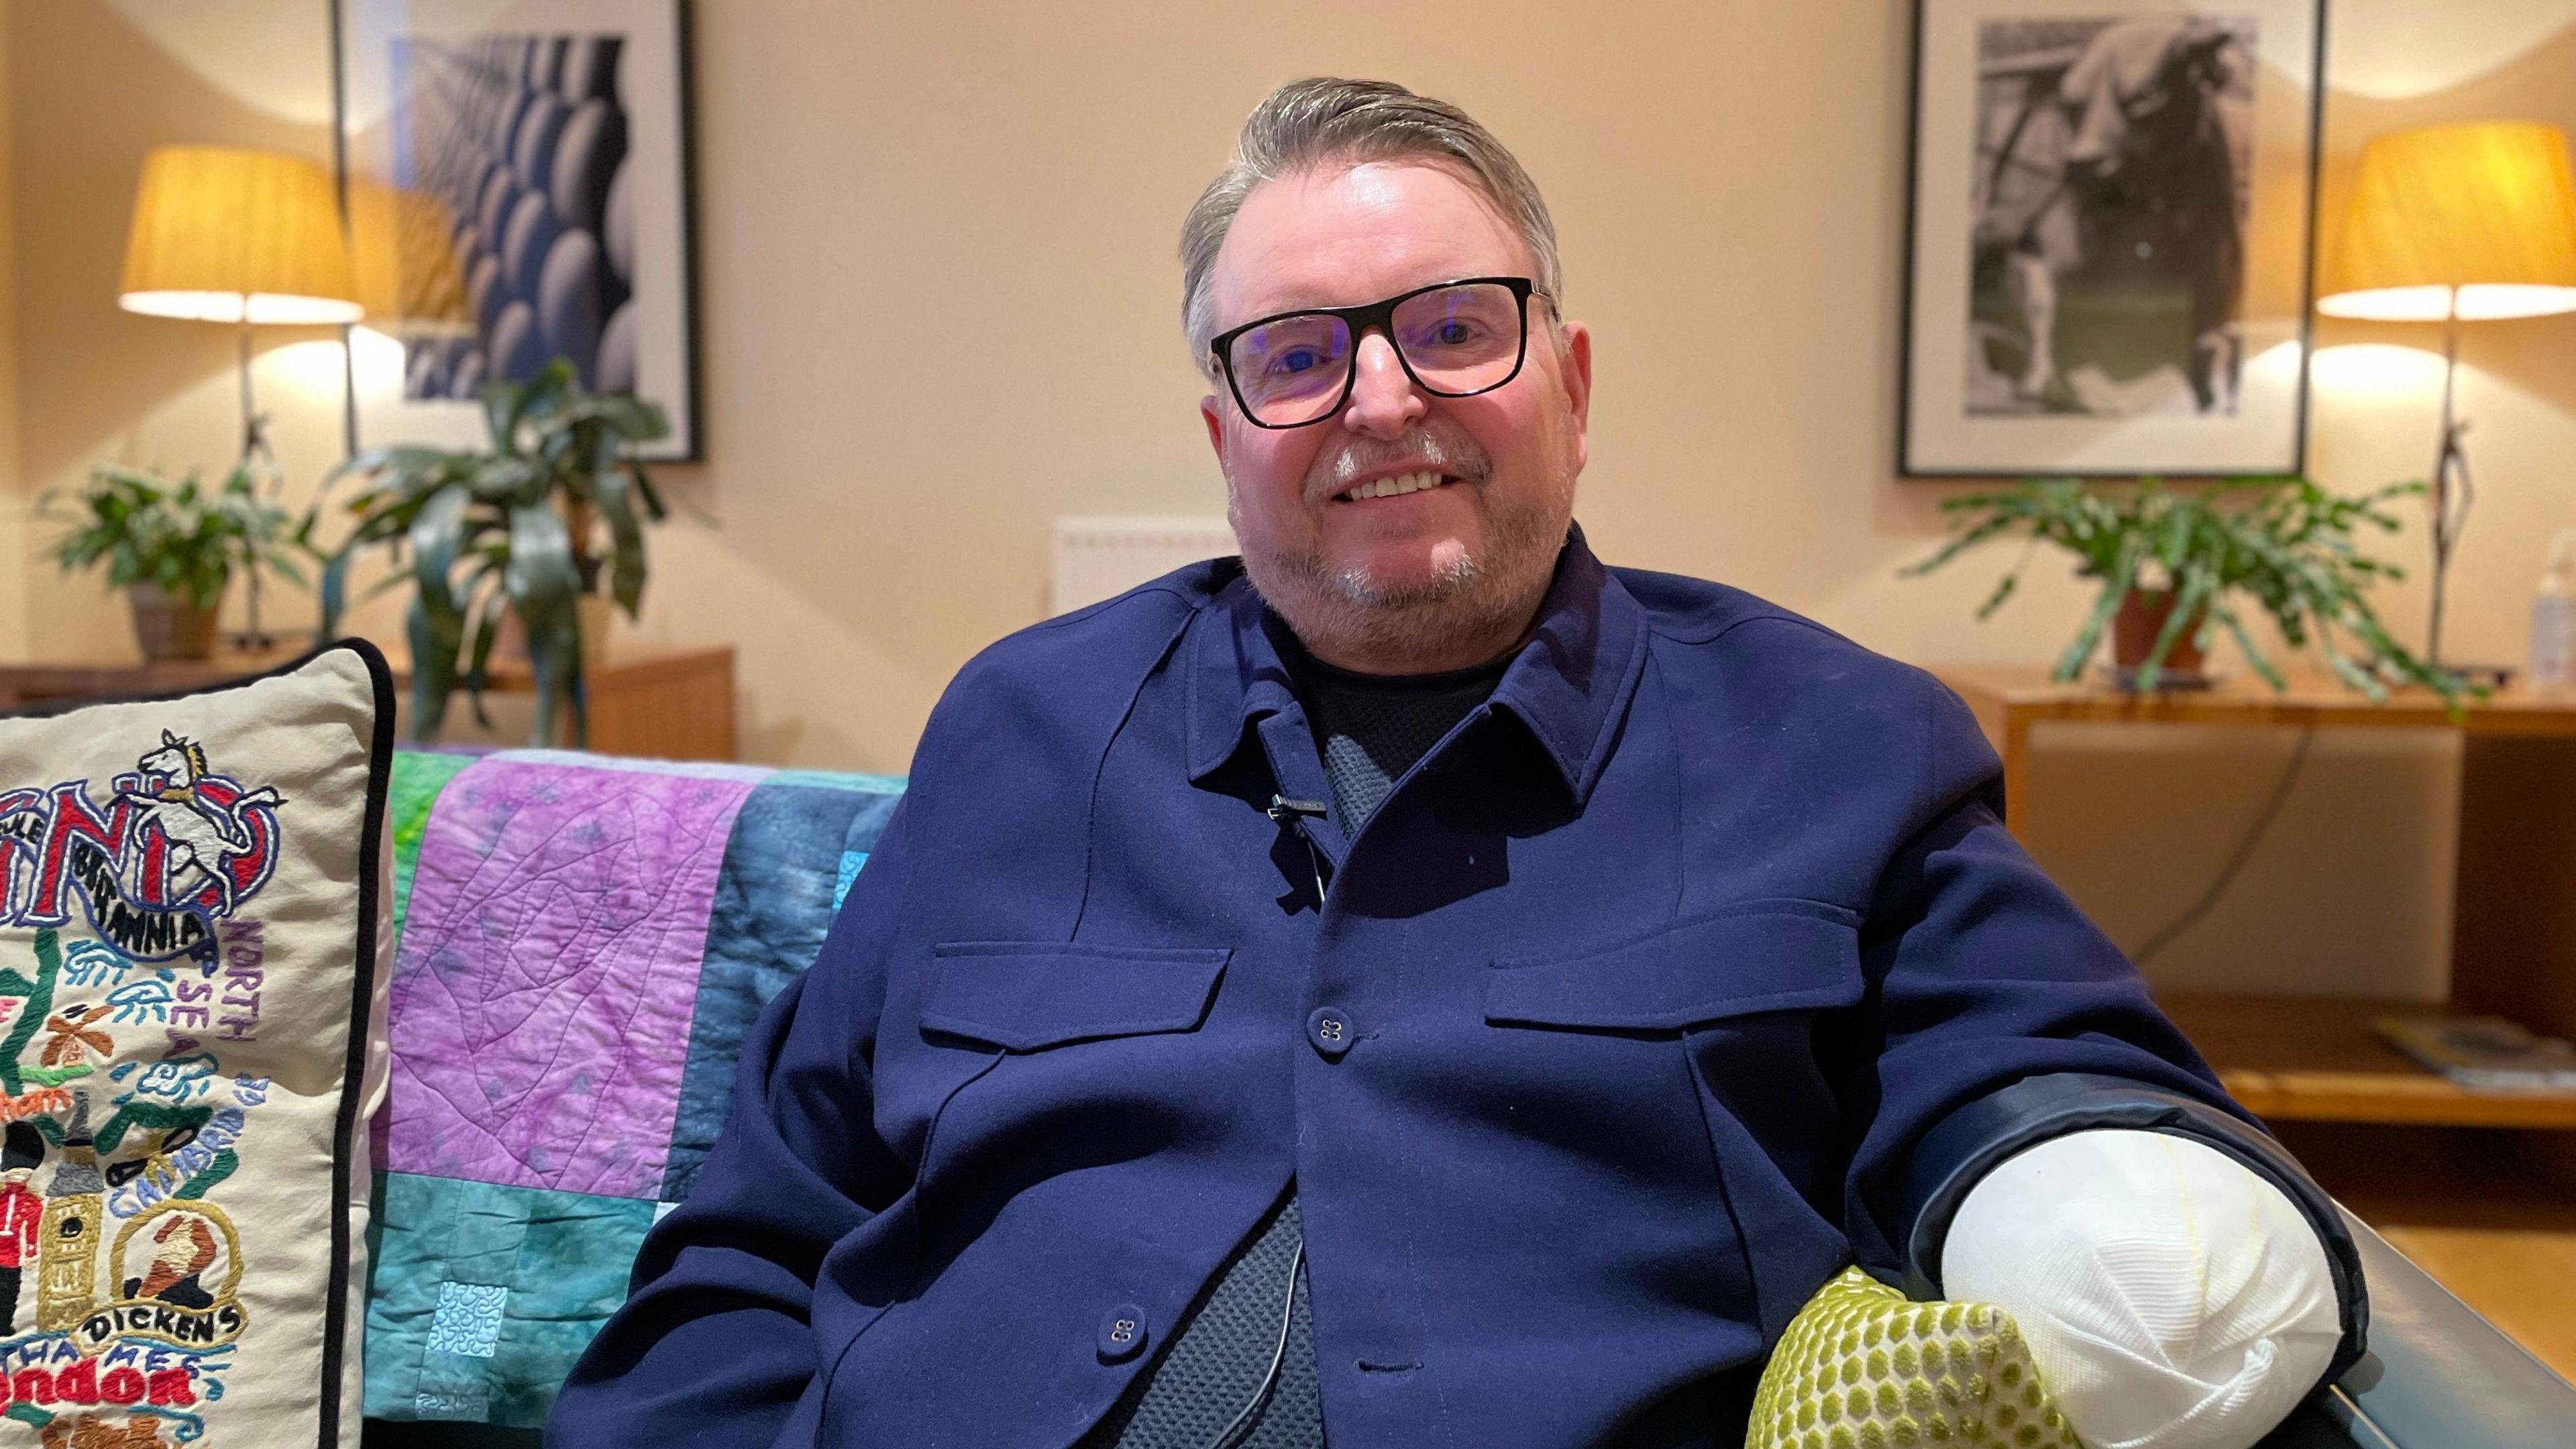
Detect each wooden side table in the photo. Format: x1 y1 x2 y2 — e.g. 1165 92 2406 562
1934 666 2576 1128
0 643 738 762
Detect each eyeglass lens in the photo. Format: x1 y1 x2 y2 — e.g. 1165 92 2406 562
1228 282 1525 427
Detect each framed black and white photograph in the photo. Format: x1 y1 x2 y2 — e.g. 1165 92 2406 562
1900 0 2323 476
335 0 700 460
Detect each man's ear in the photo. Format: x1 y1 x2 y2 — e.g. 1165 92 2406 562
1200 394 1226 464
1558 321 1594 473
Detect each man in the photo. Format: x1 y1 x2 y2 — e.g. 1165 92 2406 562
553 80 2357 1449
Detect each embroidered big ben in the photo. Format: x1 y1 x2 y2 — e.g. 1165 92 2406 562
37 1092 106 1333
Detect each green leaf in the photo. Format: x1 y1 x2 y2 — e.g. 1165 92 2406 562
506 499 584 747
2136 565 2215 692
480 378 526 455
464 580 509 731
406 594 462 741
316 545 356 639
592 439 649 616
470 455 544 505
628 462 669 522
2055 538 2139 682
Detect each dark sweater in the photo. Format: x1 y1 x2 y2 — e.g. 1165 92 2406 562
1085 635 1508 1449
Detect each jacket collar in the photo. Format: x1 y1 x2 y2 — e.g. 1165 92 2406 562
1184 525 1648 808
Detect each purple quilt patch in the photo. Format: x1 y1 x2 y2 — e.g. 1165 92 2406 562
386 757 754 1197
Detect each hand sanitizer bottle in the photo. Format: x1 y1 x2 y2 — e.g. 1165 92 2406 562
2532 528 2576 692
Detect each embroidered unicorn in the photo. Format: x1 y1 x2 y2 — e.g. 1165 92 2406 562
114 732 284 916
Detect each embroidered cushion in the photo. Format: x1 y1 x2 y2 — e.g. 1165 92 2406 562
363 751 902 1428
0 643 395 1449
1748 1266 2082 1449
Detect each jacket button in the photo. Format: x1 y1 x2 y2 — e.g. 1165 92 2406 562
1097 1303 1148 1363
1307 1006 1354 1059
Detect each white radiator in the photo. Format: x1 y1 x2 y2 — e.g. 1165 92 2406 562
1050 517 1239 616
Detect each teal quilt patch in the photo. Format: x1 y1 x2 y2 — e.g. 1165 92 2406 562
428 1281 510 1358
366 1171 655 1427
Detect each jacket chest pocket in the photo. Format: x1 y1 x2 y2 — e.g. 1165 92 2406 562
1483 899 1865 1203
901 941 1236 1233
1483 900 1864 1032
920 941 1232 1051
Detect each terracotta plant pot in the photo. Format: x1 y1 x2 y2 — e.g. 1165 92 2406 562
2111 588 2207 680
127 583 218 661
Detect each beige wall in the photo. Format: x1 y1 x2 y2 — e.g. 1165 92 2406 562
7 1 2576 998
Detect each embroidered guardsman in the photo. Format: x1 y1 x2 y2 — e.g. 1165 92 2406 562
0 1163 40 1334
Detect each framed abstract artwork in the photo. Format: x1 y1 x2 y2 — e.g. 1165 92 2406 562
1899 0 2324 476
334 0 701 461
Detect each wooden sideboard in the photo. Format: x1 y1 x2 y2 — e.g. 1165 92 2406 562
1935 666 2576 1130
0 643 737 762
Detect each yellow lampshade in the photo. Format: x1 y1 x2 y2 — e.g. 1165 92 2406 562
2317 121 2576 322
118 146 363 325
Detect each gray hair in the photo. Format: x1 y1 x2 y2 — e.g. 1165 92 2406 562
1179 78 1564 374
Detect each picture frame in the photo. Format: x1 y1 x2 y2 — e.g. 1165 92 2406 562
1898 0 2325 478
333 0 702 462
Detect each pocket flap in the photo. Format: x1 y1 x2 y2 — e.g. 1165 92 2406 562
922 942 1232 1051
1484 901 1862 1030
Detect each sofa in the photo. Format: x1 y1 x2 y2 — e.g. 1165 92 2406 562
354 747 2576 1448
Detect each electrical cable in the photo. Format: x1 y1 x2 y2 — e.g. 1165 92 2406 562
2130 725 2315 967
1200 1239 1305 1449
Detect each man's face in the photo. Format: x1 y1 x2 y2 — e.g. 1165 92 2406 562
1200 161 1593 671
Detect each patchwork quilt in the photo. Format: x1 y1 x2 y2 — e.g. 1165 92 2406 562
362 749 902 1428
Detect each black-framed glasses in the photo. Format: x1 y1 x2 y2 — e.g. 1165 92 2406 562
1209 276 1542 429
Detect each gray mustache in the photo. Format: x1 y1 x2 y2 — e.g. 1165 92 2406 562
1310 429 1491 498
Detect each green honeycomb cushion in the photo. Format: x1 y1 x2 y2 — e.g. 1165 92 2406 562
1748 1267 2083 1449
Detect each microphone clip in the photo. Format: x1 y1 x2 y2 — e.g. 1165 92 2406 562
1266 795 1329 825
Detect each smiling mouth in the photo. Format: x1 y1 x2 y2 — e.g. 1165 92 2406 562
1336 470 1458 502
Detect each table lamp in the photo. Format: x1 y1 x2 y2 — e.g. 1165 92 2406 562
117 145 364 646
2316 121 2576 670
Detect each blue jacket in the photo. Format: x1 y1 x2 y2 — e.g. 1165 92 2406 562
552 531 2361 1448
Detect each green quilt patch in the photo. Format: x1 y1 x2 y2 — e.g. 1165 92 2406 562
386 752 476 942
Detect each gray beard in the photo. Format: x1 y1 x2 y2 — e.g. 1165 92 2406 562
1233 481 1568 671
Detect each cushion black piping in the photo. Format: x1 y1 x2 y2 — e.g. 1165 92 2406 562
325 638 396 1449
5 639 397 1446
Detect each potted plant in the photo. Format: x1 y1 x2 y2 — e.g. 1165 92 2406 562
39 464 307 661
1902 476 2466 704
311 360 669 745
